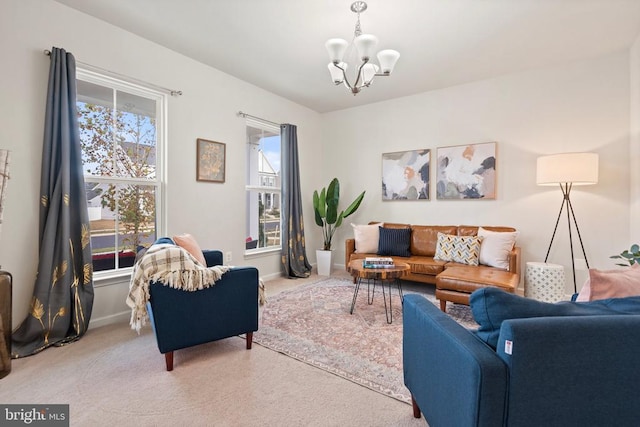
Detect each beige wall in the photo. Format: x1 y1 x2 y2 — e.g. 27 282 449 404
322 53 632 296
0 0 323 326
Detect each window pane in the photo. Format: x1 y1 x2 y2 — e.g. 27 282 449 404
86 181 157 271
115 91 157 179
77 87 157 180
245 189 280 250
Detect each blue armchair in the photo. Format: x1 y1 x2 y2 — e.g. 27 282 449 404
403 292 640 427
146 250 259 371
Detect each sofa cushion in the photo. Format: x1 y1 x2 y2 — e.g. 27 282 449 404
351 222 383 253
470 287 640 349
407 257 448 276
410 225 458 257
377 226 411 257
478 227 518 270
434 233 482 266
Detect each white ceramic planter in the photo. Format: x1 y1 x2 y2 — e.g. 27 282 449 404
316 249 333 276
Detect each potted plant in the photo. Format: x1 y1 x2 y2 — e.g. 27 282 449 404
610 244 640 266
313 178 365 275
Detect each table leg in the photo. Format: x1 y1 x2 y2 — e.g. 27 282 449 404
367 279 375 304
383 279 393 324
350 277 362 315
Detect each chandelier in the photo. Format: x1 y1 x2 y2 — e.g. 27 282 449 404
325 1 400 95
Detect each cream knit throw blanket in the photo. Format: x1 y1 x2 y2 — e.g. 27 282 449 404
126 244 230 332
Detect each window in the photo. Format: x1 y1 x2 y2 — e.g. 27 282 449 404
245 121 281 252
76 69 166 274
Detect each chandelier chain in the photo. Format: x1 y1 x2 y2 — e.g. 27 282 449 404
354 14 362 38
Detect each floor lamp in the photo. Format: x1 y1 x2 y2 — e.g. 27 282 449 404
536 152 599 293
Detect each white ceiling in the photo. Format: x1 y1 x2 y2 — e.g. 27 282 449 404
54 0 640 113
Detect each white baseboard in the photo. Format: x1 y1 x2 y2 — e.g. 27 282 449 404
89 310 130 329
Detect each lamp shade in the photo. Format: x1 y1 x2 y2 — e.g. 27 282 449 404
536 152 599 186
354 34 378 60
325 38 348 63
377 49 400 74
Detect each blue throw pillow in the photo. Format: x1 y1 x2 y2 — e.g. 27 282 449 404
470 287 640 349
377 227 411 257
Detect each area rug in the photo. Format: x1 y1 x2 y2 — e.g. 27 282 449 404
254 277 477 404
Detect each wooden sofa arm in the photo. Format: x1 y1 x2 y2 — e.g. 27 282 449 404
345 238 356 270
508 246 521 277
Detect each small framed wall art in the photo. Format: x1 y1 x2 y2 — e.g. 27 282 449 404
196 138 226 183
381 149 430 200
436 142 496 200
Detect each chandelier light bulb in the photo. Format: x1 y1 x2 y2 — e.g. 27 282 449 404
354 34 378 61
377 49 400 74
325 39 348 64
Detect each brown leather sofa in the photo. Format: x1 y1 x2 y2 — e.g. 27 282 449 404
345 223 521 312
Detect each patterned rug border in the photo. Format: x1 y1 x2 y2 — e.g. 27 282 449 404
254 276 477 404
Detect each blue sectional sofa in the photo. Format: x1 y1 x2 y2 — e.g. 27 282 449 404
402 288 640 427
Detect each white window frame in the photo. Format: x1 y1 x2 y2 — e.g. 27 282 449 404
76 68 168 281
245 118 281 256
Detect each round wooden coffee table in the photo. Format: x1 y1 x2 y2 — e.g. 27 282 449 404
347 259 410 324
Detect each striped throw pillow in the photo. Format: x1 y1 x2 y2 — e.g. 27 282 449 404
377 227 411 257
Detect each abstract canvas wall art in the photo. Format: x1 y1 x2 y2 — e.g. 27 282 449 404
381 149 430 200
436 142 496 200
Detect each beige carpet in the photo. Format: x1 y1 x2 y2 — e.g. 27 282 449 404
0 272 427 427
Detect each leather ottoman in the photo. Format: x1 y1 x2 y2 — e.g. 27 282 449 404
435 266 518 312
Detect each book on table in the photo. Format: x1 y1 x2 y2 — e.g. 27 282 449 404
363 257 394 268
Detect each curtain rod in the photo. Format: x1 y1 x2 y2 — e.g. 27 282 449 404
43 49 183 97
237 111 281 127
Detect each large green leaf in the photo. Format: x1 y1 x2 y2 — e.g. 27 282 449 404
342 191 366 218
325 178 339 225
313 190 323 227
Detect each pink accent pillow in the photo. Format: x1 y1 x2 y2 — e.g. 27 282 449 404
588 264 640 301
173 233 206 266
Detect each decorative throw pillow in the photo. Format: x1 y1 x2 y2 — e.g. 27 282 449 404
434 233 482 266
351 222 383 253
434 233 456 262
588 264 640 301
377 227 411 257
173 233 206 266
477 227 518 270
470 287 640 349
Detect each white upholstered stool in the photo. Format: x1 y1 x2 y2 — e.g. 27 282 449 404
525 262 565 302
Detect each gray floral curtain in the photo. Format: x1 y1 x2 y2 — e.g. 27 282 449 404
12 47 94 357
280 124 311 278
